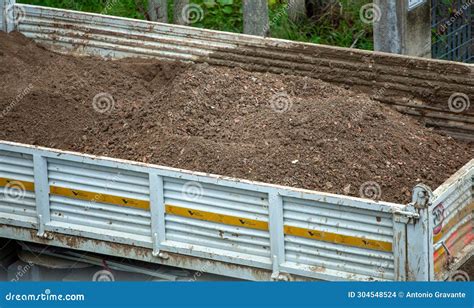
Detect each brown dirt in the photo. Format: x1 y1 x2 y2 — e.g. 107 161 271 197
0 32 472 204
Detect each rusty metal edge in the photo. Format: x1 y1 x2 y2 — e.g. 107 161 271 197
0 223 303 281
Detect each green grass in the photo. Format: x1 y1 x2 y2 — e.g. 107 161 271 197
17 0 374 50
266 0 373 50
17 0 148 19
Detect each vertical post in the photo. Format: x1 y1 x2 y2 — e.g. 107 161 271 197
392 219 407 281
243 0 269 36
0 0 5 32
268 190 286 280
288 0 306 22
406 184 434 281
147 0 168 23
149 172 166 257
373 0 431 58
1 0 15 33
173 0 189 25
33 154 50 238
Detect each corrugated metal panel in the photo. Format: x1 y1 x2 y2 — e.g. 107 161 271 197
163 177 271 263
13 3 474 141
431 159 473 278
0 141 411 281
47 158 152 243
0 150 36 225
283 196 395 280
16 4 232 61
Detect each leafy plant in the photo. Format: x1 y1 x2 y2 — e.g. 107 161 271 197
190 0 244 33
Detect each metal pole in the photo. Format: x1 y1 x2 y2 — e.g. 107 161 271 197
0 0 4 32
373 0 431 58
1 0 16 33
243 0 269 36
147 0 168 23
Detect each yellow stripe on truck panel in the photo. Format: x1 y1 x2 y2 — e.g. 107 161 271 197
49 186 150 211
0 178 35 192
165 204 269 231
0 177 392 252
167 204 392 252
284 225 393 252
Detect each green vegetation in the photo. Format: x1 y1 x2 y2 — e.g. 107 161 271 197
18 0 148 19
18 0 374 50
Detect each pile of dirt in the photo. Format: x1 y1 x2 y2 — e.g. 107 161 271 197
0 32 472 204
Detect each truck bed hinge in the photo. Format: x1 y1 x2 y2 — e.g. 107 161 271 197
393 209 420 224
394 184 434 224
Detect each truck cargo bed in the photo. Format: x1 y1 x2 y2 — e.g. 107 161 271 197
0 2 473 281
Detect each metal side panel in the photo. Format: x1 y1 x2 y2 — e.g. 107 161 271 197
46 158 152 244
162 177 272 266
0 150 37 227
431 159 473 280
0 140 409 281
282 196 395 281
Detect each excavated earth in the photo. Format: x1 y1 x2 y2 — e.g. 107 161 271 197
0 32 472 205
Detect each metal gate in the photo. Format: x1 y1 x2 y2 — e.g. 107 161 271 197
431 0 473 63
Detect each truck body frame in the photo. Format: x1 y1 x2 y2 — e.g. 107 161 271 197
0 2 472 281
